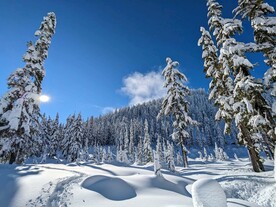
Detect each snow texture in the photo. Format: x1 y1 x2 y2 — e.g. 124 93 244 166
192 178 227 207
0 157 274 207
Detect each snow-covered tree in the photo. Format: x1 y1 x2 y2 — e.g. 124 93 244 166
153 150 162 176
200 0 274 172
198 151 203 161
124 125 129 151
143 119 153 163
158 57 197 168
156 135 163 162
234 0 276 149
48 113 60 158
106 146 113 163
214 142 220 160
0 12 56 164
135 138 143 165
208 153 215 162
69 113 83 162
176 151 183 166
116 146 129 164
102 148 107 163
165 141 175 172
62 114 84 162
116 146 123 163
214 142 228 161
82 118 92 160
128 119 135 161
203 147 208 162
198 27 233 134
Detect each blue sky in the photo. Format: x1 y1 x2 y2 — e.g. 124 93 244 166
0 0 275 122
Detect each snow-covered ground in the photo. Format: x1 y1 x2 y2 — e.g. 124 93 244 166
0 158 275 207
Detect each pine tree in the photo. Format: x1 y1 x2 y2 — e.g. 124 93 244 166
70 113 84 162
116 145 123 163
198 26 234 134
102 148 107 163
158 57 197 168
62 114 84 162
156 135 163 162
39 114 50 157
176 151 183 166
153 150 162 176
62 115 74 161
136 138 143 165
82 119 90 161
214 142 220 161
198 151 203 161
48 113 60 158
106 146 113 163
143 119 153 163
234 0 276 149
162 137 167 161
0 12 56 164
124 124 129 151
165 141 175 172
200 0 273 172
128 119 135 161
203 147 208 162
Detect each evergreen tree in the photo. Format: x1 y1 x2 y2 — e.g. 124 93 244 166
0 12 56 164
165 141 175 172
106 146 113 163
48 113 60 158
234 0 276 148
200 0 274 172
153 150 162 176
62 115 74 161
62 114 84 162
176 151 183 166
198 151 203 161
128 119 135 161
124 124 129 151
39 114 49 157
203 147 208 162
143 119 153 163
116 146 123 163
136 138 143 165
82 119 90 161
158 57 197 168
199 20 235 135
156 135 163 162
69 113 83 162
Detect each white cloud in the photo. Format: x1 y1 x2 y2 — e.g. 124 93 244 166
121 71 166 105
102 106 115 114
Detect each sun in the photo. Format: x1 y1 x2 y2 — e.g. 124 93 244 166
40 95 50 103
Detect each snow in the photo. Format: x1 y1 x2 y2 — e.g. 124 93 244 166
192 178 227 207
0 158 274 207
82 175 137 201
275 146 276 181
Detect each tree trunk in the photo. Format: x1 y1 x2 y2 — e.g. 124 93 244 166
240 123 265 172
9 152 16 164
180 139 188 168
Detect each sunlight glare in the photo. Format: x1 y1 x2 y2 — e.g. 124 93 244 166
40 95 50 103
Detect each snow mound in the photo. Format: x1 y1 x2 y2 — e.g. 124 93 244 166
192 178 227 207
81 175 137 201
220 175 275 207
258 184 276 207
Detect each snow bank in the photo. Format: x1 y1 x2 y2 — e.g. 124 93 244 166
81 175 137 201
192 178 227 207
